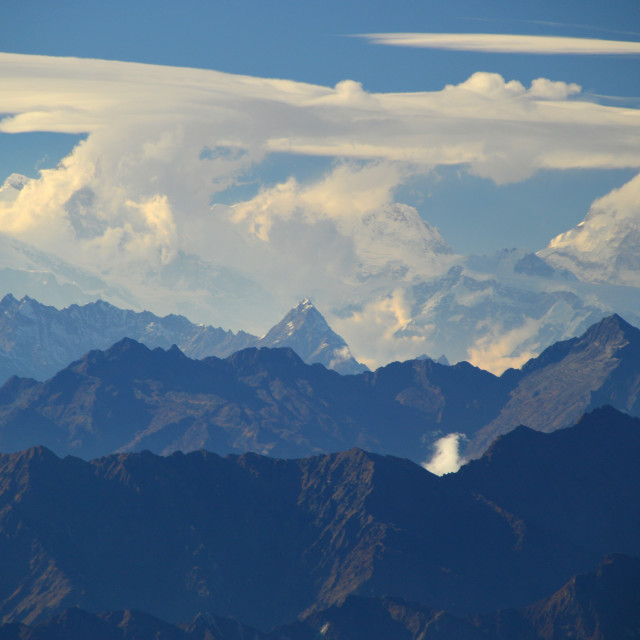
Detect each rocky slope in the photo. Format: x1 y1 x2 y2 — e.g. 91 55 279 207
5 313 640 461
0 406 637 632
466 313 640 457
0 338 502 461
3 555 638 639
256 298 366 375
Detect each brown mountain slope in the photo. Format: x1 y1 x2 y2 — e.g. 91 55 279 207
0 443 592 629
0 338 506 462
6 555 638 640
1 406 639 629
467 313 640 457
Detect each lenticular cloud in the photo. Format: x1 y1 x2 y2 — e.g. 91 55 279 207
2 52 640 366
362 33 640 55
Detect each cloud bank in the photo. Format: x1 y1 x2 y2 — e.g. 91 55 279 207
1 53 640 365
2 53 640 185
362 33 640 55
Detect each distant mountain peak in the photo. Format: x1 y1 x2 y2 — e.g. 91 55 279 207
258 300 368 375
571 312 639 356
297 297 314 310
466 314 640 458
104 336 151 357
0 173 29 199
585 312 635 337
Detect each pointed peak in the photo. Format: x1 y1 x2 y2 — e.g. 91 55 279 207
582 313 638 343
103 337 151 358
1 173 30 191
294 297 316 312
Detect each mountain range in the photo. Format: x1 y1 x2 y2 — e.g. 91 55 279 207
0 405 637 635
2 311 640 462
5 172 640 374
0 294 365 385
3 554 639 640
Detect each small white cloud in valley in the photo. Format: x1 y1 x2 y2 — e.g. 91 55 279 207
423 433 467 475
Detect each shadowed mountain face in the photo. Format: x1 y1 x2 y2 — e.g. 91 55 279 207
466 313 640 457
2 313 640 461
277 554 640 640
0 339 506 461
0 407 637 631
4 555 639 639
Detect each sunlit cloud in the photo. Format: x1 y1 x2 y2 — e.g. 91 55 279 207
2 53 640 188
540 172 640 285
1 51 640 343
467 317 542 374
361 33 640 55
423 433 466 475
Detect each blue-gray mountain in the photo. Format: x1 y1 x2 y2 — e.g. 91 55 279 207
0 338 501 460
0 294 366 384
0 313 639 462
6 555 640 640
0 406 637 636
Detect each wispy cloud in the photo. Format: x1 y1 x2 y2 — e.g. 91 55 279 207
461 17 640 40
467 317 542 374
361 33 640 55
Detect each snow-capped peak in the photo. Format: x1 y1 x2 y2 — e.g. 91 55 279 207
539 173 640 286
297 297 314 311
0 174 30 202
258 300 368 374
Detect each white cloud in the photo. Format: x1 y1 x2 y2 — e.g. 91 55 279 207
540 172 640 285
1 52 640 346
329 289 438 369
362 33 640 55
2 52 640 189
528 78 582 100
208 163 456 328
466 318 542 374
423 433 466 475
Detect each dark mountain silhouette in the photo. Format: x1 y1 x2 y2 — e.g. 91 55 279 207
0 339 505 461
0 406 637 630
2 312 640 462
0 607 267 640
4 555 639 639
277 554 640 640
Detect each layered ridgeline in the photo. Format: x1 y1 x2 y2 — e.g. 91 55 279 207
0 406 637 635
6 174 640 377
0 337 503 460
4 555 640 640
1 313 640 461
0 294 366 384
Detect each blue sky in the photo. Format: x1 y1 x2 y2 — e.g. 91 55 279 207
1 0 639 254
